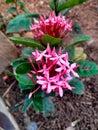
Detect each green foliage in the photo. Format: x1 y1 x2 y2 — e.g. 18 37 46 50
7 0 98 117
69 78 85 95
16 74 34 86
15 62 32 74
57 0 88 12
32 97 43 112
72 23 82 34
48 1 55 10
61 8 72 15
6 0 28 14
22 98 33 112
10 36 45 50
7 7 17 14
18 1 29 12
66 34 91 48
19 83 33 91
77 60 98 77
6 13 39 33
43 97 55 117
22 48 34 58
11 57 27 68
42 34 62 47
64 46 74 61
11 101 24 111
49 0 88 15
6 0 15 4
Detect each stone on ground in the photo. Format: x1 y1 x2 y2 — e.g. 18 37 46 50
0 31 18 74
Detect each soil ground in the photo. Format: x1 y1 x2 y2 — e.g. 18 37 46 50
0 0 98 130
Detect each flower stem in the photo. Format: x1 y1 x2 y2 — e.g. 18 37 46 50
29 86 40 98
53 0 59 16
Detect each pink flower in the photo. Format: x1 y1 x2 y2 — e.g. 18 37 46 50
28 44 79 98
31 12 72 41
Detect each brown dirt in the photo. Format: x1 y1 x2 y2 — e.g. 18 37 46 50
68 0 98 47
0 0 98 130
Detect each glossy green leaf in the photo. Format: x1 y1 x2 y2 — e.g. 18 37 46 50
58 0 88 12
18 1 29 12
44 92 55 97
10 37 45 50
76 60 98 77
33 89 43 98
72 23 82 34
67 34 91 48
18 1 24 9
11 101 24 111
7 7 17 14
6 0 15 4
42 34 62 47
64 46 74 61
48 1 55 10
32 97 43 112
22 98 33 112
16 74 34 85
11 57 27 68
69 78 85 95
19 83 33 91
61 8 71 15
16 62 32 74
43 97 55 117
22 48 34 58
6 13 39 33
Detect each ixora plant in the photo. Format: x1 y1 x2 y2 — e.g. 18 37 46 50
9 0 98 116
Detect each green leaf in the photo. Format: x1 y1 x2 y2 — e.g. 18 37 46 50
6 0 15 4
43 97 55 117
42 34 62 47
72 23 82 34
11 57 27 68
22 98 33 112
48 1 55 10
18 1 24 9
7 7 17 14
61 8 72 15
64 46 74 61
22 48 34 58
76 60 98 77
32 97 43 112
10 37 45 50
16 74 34 85
69 78 85 95
58 0 88 12
15 62 32 74
6 13 39 33
42 91 55 97
67 34 91 48
18 1 29 12
19 83 33 91
33 89 43 98
11 101 24 111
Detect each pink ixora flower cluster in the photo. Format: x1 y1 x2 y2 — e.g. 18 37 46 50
30 12 72 41
27 44 79 98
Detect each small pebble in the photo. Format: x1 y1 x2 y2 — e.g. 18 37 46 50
27 122 37 130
